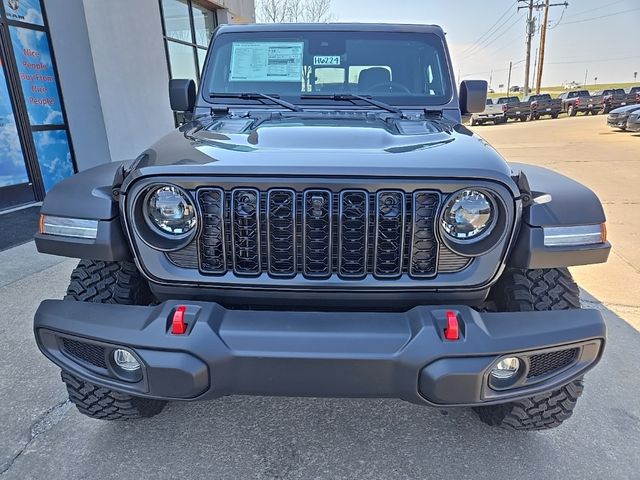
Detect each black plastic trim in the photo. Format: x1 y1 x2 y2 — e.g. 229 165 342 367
35 218 131 261
34 299 606 406
509 224 611 268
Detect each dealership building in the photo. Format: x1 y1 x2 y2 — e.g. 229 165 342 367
0 0 255 211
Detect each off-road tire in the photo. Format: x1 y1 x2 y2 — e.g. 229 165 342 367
491 267 581 312
61 371 166 420
474 268 583 430
65 259 153 305
474 379 584 431
62 260 167 420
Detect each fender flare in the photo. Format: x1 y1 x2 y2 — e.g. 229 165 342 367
35 161 132 261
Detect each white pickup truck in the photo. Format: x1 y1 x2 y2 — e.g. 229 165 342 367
470 98 506 125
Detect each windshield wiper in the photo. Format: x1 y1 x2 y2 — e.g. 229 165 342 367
300 93 405 117
209 92 303 112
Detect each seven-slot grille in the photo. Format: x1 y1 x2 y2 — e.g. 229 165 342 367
193 187 462 280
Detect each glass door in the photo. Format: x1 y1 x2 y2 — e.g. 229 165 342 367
0 33 34 208
0 0 75 210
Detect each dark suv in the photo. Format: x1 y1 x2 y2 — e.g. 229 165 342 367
34 23 610 431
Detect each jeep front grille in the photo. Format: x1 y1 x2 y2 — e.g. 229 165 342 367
176 187 471 280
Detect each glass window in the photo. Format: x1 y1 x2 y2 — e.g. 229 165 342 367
9 26 64 125
32 129 73 192
197 48 207 74
191 2 216 47
161 0 191 43
205 31 453 107
160 0 217 81
3 0 44 26
0 54 29 187
167 41 197 81
314 67 345 92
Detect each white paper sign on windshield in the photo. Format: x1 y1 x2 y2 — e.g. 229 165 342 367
230 42 304 82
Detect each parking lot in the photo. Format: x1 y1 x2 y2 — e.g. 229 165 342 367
1 115 639 480
477 114 640 330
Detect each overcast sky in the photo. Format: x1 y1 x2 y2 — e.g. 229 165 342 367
330 0 640 88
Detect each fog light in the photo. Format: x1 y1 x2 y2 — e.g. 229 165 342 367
112 349 141 372
490 357 521 379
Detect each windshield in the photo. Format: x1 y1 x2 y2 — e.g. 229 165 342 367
204 30 453 107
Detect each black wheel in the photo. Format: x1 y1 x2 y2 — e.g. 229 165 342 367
551 112 559 119
470 117 477 126
62 260 167 420
568 105 576 116
474 268 584 431
519 116 528 122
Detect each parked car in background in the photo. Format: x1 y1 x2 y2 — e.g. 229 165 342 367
523 93 562 120
625 86 640 105
626 111 640 132
496 96 530 122
608 104 640 130
470 98 506 125
509 85 521 92
558 90 598 116
591 88 627 113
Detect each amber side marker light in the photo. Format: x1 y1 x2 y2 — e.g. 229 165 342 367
39 214 98 239
543 223 607 247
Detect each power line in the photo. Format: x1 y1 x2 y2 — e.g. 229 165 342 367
546 54 640 65
564 0 627 18
547 8 566 29
560 8 640 26
461 13 524 59
460 1 518 55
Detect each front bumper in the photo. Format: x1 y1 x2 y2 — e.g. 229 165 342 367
627 121 640 132
608 116 628 128
34 300 605 407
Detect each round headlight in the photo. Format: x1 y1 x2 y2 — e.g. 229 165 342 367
441 189 496 240
144 185 196 236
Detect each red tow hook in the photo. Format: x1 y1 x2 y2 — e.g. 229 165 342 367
444 310 460 341
171 305 188 335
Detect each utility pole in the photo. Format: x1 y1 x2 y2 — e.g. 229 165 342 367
535 0 550 93
506 61 513 95
518 0 535 96
519 1 568 95
584 69 588 88
535 0 568 93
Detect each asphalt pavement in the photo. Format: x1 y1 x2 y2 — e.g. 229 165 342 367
1 117 640 480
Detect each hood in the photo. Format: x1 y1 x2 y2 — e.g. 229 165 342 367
610 104 640 115
128 112 516 189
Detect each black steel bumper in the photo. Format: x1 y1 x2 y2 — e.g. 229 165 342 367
34 300 606 407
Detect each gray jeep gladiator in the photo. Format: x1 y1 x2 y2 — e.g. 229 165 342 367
33 23 610 431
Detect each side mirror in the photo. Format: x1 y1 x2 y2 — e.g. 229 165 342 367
459 80 488 114
169 79 196 112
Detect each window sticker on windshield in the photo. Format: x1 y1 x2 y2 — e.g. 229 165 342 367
313 56 341 66
230 42 304 82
